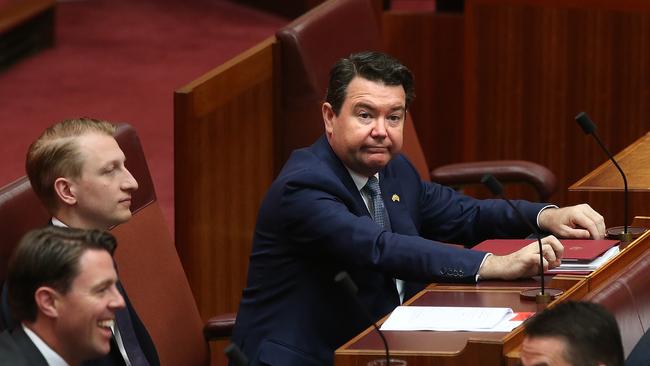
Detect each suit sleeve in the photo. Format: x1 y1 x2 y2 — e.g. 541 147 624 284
276 174 486 283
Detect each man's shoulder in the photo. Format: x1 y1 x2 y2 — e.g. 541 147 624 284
0 328 42 366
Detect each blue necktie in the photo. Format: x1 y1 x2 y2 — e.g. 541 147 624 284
363 176 391 230
364 176 404 303
114 307 150 366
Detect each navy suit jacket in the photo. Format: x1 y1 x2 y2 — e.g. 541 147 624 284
626 330 650 366
232 136 547 365
0 327 46 366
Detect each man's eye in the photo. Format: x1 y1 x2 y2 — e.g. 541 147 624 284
358 112 371 119
388 115 403 124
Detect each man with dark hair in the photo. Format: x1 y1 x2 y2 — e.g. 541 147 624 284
521 301 624 366
1 118 159 365
0 227 126 366
231 51 606 365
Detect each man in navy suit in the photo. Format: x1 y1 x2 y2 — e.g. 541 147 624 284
1 227 126 366
1 118 159 365
232 51 606 365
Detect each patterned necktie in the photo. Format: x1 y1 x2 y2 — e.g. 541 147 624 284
364 176 403 303
363 176 390 230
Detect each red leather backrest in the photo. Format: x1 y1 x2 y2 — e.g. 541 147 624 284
275 0 430 181
584 251 650 357
276 0 382 165
0 177 48 282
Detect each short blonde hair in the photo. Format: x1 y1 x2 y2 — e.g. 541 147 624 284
26 118 116 212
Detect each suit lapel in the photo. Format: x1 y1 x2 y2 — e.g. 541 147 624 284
12 327 48 366
312 136 370 217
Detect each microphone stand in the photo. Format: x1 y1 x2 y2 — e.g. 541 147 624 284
335 271 391 366
481 175 563 308
575 112 638 242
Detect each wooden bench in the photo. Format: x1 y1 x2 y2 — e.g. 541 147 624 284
0 0 55 69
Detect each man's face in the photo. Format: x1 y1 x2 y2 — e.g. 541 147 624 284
67 132 139 229
54 249 125 364
520 335 573 366
323 77 406 177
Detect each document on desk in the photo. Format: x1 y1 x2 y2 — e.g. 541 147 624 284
380 306 530 332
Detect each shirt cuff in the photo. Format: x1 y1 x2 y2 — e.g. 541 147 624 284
536 204 559 231
476 253 492 282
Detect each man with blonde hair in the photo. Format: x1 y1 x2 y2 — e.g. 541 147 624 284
1 118 158 365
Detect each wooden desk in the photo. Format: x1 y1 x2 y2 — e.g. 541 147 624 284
336 218 650 365
336 286 544 366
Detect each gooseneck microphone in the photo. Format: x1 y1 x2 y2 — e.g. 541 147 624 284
334 271 390 366
481 174 563 305
575 112 630 241
224 343 249 366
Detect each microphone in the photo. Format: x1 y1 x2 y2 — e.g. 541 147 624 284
224 343 249 366
575 112 632 242
481 174 563 305
334 271 391 366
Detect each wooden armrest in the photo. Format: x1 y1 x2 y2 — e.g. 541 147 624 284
430 160 557 202
204 312 237 340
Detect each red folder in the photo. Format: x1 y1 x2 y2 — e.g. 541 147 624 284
473 239 619 263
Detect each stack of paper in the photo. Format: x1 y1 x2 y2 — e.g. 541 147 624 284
547 245 620 273
380 306 532 332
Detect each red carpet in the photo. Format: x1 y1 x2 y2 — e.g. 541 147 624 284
0 0 287 230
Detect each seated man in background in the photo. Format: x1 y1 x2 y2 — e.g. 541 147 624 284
521 301 624 366
1 118 158 365
232 51 607 365
0 227 125 366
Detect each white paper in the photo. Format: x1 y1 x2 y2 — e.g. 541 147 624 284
380 306 514 332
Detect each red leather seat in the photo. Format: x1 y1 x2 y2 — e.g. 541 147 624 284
275 0 557 200
584 250 650 356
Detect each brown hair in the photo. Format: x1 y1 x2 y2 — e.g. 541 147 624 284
7 226 117 322
26 118 116 212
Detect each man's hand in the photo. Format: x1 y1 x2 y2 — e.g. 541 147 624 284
478 235 564 280
538 204 606 239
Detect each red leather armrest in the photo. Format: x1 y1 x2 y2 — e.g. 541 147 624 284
204 312 237 340
430 160 557 202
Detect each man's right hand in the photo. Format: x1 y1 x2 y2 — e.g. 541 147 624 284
478 235 564 280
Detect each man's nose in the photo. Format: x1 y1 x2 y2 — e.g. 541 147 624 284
371 118 388 137
109 286 126 310
122 168 139 192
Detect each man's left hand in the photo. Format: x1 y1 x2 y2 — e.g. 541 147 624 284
538 203 606 239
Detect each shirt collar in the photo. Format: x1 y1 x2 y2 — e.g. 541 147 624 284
22 324 70 366
50 217 68 228
345 167 379 192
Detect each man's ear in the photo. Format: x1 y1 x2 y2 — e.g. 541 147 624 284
54 177 77 206
322 102 336 136
34 287 61 319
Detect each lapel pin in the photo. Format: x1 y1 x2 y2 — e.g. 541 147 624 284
391 194 400 202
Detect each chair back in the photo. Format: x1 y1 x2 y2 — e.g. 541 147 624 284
0 124 209 365
275 0 430 181
584 250 650 356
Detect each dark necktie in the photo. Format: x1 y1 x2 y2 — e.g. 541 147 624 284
363 176 404 303
362 176 391 230
114 297 150 366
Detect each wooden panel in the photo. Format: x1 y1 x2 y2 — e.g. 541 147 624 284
0 0 54 33
570 131 650 191
465 0 650 226
174 37 277 324
383 11 465 169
